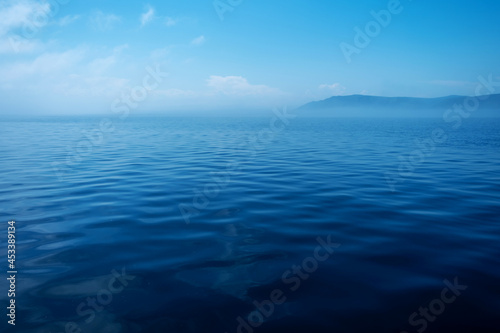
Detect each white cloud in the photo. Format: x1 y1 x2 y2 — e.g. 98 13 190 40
0 0 50 36
0 49 87 110
207 76 281 96
191 35 205 46
90 11 120 31
304 83 347 101
0 0 51 53
319 83 346 95
140 5 155 27
0 45 133 100
1 48 85 80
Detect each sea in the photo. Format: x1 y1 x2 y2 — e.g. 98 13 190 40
0 115 499 333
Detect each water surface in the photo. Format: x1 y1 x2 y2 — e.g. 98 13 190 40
0 116 499 333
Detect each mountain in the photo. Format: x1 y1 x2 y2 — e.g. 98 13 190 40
296 94 500 117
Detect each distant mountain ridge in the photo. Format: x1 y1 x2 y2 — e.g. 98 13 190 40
297 94 500 117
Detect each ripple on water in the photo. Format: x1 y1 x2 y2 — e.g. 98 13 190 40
0 117 499 332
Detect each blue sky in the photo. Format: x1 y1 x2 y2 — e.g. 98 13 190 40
0 0 499 114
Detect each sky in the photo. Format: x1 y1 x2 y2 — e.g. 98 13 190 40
0 0 499 115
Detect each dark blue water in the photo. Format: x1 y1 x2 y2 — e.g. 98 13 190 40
0 116 499 333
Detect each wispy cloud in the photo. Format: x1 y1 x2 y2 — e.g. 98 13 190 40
58 14 80 27
90 11 120 31
207 76 280 96
0 0 50 36
0 0 50 53
87 45 127 75
0 37 42 54
140 5 155 27
0 48 85 80
0 45 131 98
165 17 177 27
191 35 205 46
150 47 170 61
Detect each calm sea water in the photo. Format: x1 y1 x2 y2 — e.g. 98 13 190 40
0 116 499 333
